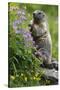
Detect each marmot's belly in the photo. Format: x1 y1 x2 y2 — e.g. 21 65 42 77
35 36 51 54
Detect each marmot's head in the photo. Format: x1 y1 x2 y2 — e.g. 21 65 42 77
33 10 46 24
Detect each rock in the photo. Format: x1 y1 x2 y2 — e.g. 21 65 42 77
41 68 58 85
40 58 58 85
52 58 58 70
44 68 58 79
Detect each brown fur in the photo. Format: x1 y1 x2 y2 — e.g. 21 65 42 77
29 10 52 65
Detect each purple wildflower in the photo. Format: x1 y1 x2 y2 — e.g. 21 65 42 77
17 10 22 15
15 29 26 34
20 16 27 21
15 30 22 34
17 9 26 16
14 20 22 24
13 23 17 30
13 19 22 30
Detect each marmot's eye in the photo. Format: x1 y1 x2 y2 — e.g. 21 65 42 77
33 13 35 16
38 12 41 14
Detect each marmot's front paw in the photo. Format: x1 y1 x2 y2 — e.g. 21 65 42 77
40 63 54 69
34 51 42 57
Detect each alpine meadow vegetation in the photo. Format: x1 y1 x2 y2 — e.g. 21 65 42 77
8 3 58 87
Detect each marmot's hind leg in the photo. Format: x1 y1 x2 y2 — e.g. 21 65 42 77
35 49 54 69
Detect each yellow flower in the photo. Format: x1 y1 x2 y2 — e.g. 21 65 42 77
33 76 40 81
35 74 38 77
21 73 24 76
33 77 36 80
36 77 40 80
11 75 15 80
25 77 27 81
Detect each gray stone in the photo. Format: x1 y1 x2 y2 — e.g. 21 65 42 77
44 68 58 80
41 68 58 85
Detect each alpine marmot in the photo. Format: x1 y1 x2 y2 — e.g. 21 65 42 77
29 10 53 68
